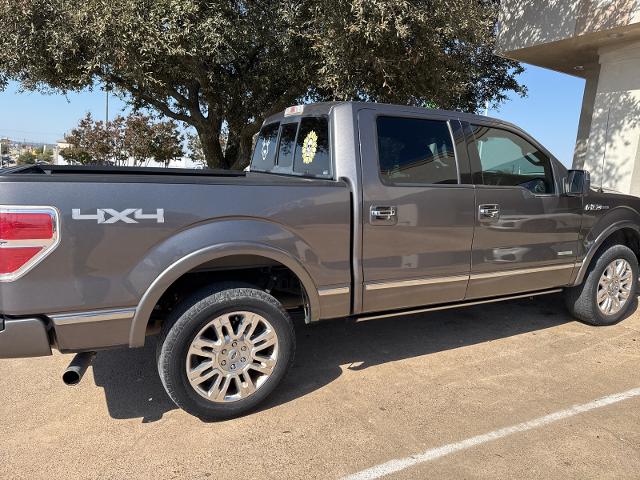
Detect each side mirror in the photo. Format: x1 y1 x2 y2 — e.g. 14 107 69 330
564 170 590 196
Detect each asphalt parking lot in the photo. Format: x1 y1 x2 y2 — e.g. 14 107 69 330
2 292 640 479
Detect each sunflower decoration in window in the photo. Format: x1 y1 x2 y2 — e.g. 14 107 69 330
302 130 318 164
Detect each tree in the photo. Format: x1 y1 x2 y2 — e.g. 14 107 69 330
17 151 37 165
0 0 525 169
60 113 113 165
108 116 128 166
34 146 53 163
123 114 156 166
123 114 184 167
186 132 206 168
61 112 184 166
148 121 184 167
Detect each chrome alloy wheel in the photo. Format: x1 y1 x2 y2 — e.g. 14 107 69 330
597 259 633 316
185 311 279 403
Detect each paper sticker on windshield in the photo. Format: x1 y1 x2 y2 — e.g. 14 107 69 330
261 137 271 162
302 130 318 164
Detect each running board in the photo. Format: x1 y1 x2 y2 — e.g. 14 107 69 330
355 289 563 322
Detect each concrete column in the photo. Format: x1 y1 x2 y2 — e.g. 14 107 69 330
581 40 640 194
572 67 600 170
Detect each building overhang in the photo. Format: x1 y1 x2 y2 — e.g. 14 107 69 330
498 23 640 78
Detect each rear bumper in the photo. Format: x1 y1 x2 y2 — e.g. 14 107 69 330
0 316 52 358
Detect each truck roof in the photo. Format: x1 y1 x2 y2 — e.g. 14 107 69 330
263 101 518 130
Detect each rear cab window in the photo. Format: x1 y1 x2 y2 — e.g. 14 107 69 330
251 122 279 171
250 116 332 179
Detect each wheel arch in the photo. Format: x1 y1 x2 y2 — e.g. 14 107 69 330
574 221 640 285
128 242 320 347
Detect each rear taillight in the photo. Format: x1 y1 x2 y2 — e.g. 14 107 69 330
0 207 59 281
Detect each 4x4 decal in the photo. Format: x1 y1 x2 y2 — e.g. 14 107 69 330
72 208 165 224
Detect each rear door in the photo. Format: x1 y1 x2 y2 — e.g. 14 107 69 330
358 109 475 313
463 122 582 299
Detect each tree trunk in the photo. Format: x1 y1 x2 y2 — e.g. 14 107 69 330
225 123 259 170
195 122 227 169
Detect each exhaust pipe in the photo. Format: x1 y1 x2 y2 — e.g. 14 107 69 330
62 351 96 386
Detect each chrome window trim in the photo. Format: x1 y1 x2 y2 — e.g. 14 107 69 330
0 205 61 283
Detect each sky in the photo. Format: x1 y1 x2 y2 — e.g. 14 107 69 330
486 65 586 167
0 64 586 167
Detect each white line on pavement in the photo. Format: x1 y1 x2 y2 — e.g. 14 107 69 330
341 387 640 480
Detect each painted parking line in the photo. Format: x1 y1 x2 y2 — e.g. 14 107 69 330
341 387 640 480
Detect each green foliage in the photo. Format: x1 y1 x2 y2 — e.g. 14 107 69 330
36 146 53 163
0 0 525 169
186 132 206 168
124 114 183 166
149 120 185 167
61 113 113 165
61 112 184 166
17 151 37 165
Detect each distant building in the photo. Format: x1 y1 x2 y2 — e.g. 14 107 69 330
497 0 640 195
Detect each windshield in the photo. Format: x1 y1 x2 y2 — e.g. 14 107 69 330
250 116 332 179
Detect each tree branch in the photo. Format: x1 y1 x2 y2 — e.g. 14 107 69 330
106 75 192 124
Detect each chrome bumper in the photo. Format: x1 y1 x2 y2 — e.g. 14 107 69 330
0 316 52 358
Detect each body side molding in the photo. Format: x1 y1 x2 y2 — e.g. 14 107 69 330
356 289 563 322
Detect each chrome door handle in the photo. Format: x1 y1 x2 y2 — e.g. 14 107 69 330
370 205 397 224
479 204 500 220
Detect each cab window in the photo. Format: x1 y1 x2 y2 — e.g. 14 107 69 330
250 122 279 171
276 122 298 170
376 116 458 185
293 117 331 178
470 125 555 194
250 116 331 178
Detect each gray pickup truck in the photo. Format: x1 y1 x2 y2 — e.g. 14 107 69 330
1 101 639 419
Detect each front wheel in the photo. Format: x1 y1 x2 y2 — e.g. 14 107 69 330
565 244 638 326
157 284 295 420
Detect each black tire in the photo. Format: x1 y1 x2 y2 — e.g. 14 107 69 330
157 282 295 420
565 244 638 326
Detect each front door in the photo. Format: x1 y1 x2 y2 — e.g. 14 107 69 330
463 122 583 299
358 110 476 313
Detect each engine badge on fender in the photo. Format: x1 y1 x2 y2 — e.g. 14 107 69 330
584 204 610 212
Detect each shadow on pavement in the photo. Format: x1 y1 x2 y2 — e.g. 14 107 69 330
92 293 575 422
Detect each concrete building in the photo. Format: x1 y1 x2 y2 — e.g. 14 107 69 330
497 0 640 194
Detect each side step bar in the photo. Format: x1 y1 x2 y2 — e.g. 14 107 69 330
355 288 563 322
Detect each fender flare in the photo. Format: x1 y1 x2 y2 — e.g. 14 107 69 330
573 220 640 285
128 242 320 347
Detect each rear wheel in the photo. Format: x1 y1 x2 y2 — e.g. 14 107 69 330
565 244 638 326
157 283 295 420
